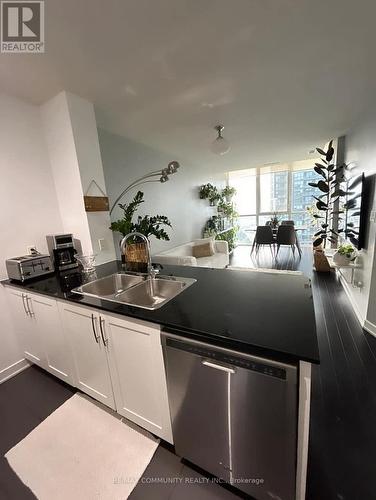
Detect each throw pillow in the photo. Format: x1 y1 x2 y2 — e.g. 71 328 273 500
192 242 215 258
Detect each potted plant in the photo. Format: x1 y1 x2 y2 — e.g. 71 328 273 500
199 183 216 200
309 140 348 249
110 191 172 271
333 244 357 266
222 186 236 201
208 189 221 206
217 199 238 220
269 212 280 229
308 140 349 272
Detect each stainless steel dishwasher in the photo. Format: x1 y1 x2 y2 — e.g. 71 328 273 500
162 331 298 500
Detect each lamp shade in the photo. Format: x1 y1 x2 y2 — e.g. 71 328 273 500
211 136 230 155
211 125 230 155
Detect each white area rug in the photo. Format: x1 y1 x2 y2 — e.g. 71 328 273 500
5 393 159 500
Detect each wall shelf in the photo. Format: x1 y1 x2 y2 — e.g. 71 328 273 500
325 252 361 286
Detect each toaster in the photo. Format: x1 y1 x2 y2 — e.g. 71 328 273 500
6 254 54 282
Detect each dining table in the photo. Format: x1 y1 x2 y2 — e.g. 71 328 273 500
246 225 307 256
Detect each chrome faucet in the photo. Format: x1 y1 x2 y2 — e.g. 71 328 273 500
120 232 158 279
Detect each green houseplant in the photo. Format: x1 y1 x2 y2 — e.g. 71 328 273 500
217 199 238 219
199 183 216 200
201 184 239 252
309 140 348 248
333 243 357 266
222 186 236 201
269 212 280 229
110 191 172 270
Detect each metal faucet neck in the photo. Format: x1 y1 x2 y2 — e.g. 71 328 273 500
120 232 154 276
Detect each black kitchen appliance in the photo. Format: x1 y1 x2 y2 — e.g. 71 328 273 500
46 234 78 272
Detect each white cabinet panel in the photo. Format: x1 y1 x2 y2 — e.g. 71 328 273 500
7 288 46 368
29 292 74 384
6 286 172 442
106 315 173 443
60 303 115 410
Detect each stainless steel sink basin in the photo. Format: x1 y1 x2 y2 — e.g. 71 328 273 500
72 272 196 310
73 272 145 299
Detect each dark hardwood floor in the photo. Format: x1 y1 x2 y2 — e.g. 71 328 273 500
0 366 75 499
1 245 376 500
231 245 376 500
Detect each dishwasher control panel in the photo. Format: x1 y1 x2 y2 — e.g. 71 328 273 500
166 338 286 380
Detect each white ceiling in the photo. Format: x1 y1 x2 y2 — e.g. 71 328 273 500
1 0 376 170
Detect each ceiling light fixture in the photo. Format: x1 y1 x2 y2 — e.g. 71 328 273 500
211 125 230 155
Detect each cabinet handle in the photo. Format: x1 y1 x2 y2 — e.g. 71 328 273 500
202 360 235 374
26 296 34 316
21 294 29 316
91 314 99 343
99 316 108 346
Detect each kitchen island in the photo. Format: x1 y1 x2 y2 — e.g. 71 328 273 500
2 261 319 500
3 260 319 364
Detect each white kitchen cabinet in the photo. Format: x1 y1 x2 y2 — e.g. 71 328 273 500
105 314 173 443
7 288 46 369
5 285 172 442
6 288 74 384
30 293 74 384
59 302 115 410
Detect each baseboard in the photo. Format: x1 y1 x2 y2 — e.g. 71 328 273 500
338 273 365 327
364 320 376 338
0 358 30 384
338 273 376 338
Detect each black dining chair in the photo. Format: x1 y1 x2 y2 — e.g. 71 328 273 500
275 225 300 256
251 226 275 255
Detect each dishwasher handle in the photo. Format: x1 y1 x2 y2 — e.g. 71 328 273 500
202 360 235 374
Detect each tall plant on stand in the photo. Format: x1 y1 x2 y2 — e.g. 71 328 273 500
309 140 348 249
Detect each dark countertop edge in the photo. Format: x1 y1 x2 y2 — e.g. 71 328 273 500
1 278 319 365
160 325 316 366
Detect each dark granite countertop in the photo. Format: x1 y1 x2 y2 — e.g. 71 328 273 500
2 260 319 364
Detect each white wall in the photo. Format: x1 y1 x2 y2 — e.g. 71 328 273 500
343 113 376 328
0 93 64 379
98 129 225 255
66 93 116 264
41 92 94 256
41 92 116 265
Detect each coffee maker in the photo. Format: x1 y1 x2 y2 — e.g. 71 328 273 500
46 234 78 272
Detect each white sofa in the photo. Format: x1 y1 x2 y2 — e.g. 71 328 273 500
153 240 229 268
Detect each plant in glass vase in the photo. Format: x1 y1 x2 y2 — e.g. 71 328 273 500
110 191 172 270
269 212 280 229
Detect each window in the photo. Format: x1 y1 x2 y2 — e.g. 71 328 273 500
292 170 320 211
228 169 257 245
229 169 257 216
259 168 288 213
228 159 321 245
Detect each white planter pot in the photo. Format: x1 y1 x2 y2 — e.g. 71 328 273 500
333 251 353 266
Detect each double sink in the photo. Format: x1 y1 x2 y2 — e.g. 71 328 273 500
72 272 196 310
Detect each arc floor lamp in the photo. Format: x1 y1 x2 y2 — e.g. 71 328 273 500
109 161 180 215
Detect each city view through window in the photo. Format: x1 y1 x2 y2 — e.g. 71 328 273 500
228 160 321 245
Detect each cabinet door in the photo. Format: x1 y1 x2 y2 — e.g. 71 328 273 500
6 288 46 368
106 314 173 443
29 292 74 385
60 303 115 409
